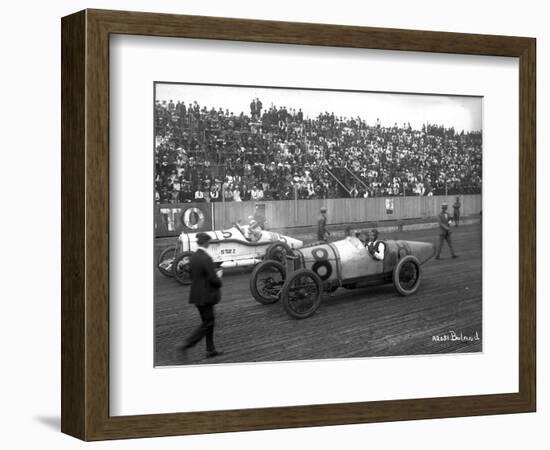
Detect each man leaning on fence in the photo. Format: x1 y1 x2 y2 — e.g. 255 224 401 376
452 196 461 227
317 207 330 241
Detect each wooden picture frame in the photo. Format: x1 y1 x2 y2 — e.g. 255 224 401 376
61 9 536 441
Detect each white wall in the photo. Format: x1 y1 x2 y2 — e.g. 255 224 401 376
0 1 546 449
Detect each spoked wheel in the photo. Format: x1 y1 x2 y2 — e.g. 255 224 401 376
393 255 422 296
157 245 177 277
172 251 194 285
281 269 322 319
250 261 286 304
265 242 290 264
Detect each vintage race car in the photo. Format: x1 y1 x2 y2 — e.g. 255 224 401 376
250 236 436 319
157 224 303 285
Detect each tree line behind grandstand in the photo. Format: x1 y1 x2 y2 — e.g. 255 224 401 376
155 97 482 204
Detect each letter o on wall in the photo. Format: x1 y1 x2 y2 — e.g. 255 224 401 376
181 207 205 230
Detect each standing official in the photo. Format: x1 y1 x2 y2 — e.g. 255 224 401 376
317 207 330 241
180 232 224 358
452 196 461 227
435 203 458 259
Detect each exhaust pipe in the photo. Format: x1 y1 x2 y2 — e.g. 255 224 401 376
220 258 262 269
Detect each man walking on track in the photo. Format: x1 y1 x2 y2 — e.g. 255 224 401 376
435 203 458 260
180 232 224 359
317 206 330 241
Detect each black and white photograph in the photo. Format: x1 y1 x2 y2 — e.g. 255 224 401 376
154 82 483 366
2 0 544 446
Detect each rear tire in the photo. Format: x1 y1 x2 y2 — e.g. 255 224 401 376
393 255 422 296
172 251 194 285
281 269 322 319
157 245 176 277
250 261 286 304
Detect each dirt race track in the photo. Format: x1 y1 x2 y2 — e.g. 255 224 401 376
155 223 482 366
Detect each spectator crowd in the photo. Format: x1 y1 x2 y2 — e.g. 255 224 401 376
155 97 482 204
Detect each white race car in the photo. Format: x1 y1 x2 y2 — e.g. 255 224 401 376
157 224 303 285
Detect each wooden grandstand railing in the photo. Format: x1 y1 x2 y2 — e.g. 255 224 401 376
322 162 351 196
345 166 369 191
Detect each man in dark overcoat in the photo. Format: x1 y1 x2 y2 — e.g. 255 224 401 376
181 232 224 358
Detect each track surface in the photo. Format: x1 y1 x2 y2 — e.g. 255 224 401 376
155 224 482 366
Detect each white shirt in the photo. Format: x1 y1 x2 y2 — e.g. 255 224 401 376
372 241 385 261
368 241 385 261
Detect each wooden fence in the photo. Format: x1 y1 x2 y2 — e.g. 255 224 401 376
155 195 481 237
213 195 481 230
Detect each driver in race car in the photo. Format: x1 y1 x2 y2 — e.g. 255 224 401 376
366 229 385 261
248 219 262 242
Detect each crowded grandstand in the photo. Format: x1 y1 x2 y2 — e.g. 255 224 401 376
154 98 482 204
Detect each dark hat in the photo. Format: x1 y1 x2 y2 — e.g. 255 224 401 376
196 232 212 245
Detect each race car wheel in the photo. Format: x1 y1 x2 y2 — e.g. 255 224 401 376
281 269 322 319
393 255 422 296
157 245 177 277
172 251 194 285
265 242 290 264
250 261 286 304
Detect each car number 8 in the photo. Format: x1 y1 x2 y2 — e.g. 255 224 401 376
312 248 329 260
311 260 332 280
311 247 332 280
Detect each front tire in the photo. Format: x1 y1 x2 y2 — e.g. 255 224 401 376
281 269 322 319
172 251 194 285
393 255 422 296
157 245 177 277
250 261 286 304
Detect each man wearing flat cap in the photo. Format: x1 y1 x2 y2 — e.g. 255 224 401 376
181 232 224 358
435 203 458 260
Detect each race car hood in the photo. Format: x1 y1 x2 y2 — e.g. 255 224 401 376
397 240 436 264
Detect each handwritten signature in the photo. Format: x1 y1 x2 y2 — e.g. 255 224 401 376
432 330 480 342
